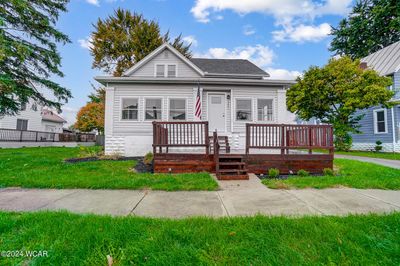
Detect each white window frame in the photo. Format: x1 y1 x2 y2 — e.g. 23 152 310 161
373 108 388 134
144 97 163 121
120 97 139 121
256 98 274 122
168 97 187 121
235 98 252 122
167 64 177 77
16 119 28 131
154 64 178 78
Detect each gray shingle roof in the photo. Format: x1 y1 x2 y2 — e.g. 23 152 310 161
41 110 67 123
361 41 400 76
190 58 269 77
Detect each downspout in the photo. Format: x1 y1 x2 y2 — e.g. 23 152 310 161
391 107 396 152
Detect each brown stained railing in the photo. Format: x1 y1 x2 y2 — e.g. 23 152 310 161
152 121 210 154
213 131 220 176
0 128 96 142
245 124 334 155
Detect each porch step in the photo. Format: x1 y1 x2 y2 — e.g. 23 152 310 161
218 169 248 174
218 174 249 180
219 162 246 166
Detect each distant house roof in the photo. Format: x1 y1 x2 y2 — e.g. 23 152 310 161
190 58 269 78
361 41 400 76
41 110 67 124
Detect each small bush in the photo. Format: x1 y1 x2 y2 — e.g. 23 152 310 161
297 169 310 177
268 168 280 178
375 140 383 152
144 152 154 165
78 146 99 158
323 168 334 176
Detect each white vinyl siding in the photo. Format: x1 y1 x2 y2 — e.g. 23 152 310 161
111 85 194 135
132 49 200 78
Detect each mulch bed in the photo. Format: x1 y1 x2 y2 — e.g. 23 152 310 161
64 156 142 163
257 173 323 180
134 159 154 173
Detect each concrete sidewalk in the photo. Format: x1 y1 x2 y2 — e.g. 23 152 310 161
335 154 400 169
1 175 399 218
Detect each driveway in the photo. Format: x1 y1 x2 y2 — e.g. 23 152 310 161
1 175 399 218
335 154 400 169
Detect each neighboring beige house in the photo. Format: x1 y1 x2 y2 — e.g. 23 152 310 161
95 43 295 156
0 100 66 133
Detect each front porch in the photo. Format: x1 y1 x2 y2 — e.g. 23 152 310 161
152 121 334 180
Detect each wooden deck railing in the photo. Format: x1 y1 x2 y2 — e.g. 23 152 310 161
152 121 210 154
245 124 334 155
0 128 96 142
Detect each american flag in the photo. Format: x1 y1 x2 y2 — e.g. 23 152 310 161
195 84 201 120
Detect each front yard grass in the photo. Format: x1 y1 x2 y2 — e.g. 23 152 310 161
263 159 400 190
335 150 400 160
0 211 399 265
0 147 218 191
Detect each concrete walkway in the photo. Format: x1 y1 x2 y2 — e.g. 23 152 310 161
1 175 399 218
335 154 400 169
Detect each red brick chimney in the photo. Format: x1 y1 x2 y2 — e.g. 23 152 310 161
359 62 368 70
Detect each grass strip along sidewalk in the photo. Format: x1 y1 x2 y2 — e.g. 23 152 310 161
0 211 399 265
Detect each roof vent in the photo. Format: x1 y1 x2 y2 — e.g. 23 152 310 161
164 50 169 58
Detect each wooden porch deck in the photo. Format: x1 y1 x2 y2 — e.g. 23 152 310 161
152 122 334 180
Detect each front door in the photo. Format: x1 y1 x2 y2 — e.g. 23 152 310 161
208 93 226 132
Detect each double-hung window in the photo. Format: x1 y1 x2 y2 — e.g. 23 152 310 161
169 98 186 120
155 64 177 77
16 119 28 131
145 98 162 120
236 99 252 121
121 98 138 120
374 109 388 134
257 99 273 121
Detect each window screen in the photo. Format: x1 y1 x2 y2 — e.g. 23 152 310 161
121 98 138 120
145 98 162 120
257 99 273 121
236 99 252 121
169 99 186 120
16 119 28 131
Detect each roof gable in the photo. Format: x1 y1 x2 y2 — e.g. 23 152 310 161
362 41 400 76
123 43 204 77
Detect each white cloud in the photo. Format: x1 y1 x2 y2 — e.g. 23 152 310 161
183 35 198 47
190 0 350 43
78 37 93 50
191 0 351 23
272 23 331 43
265 67 301 80
60 106 79 127
243 25 256 36
195 44 275 67
86 0 99 6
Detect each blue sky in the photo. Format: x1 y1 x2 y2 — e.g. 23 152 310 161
55 0 353 125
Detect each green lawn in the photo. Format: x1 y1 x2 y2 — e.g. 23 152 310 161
335 150 400 160
263 159 400 190
0 211 399 265
0 147 218 191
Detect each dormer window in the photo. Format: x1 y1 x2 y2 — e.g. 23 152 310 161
167 65 176 77
155 64 177 77
156 64 165 77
